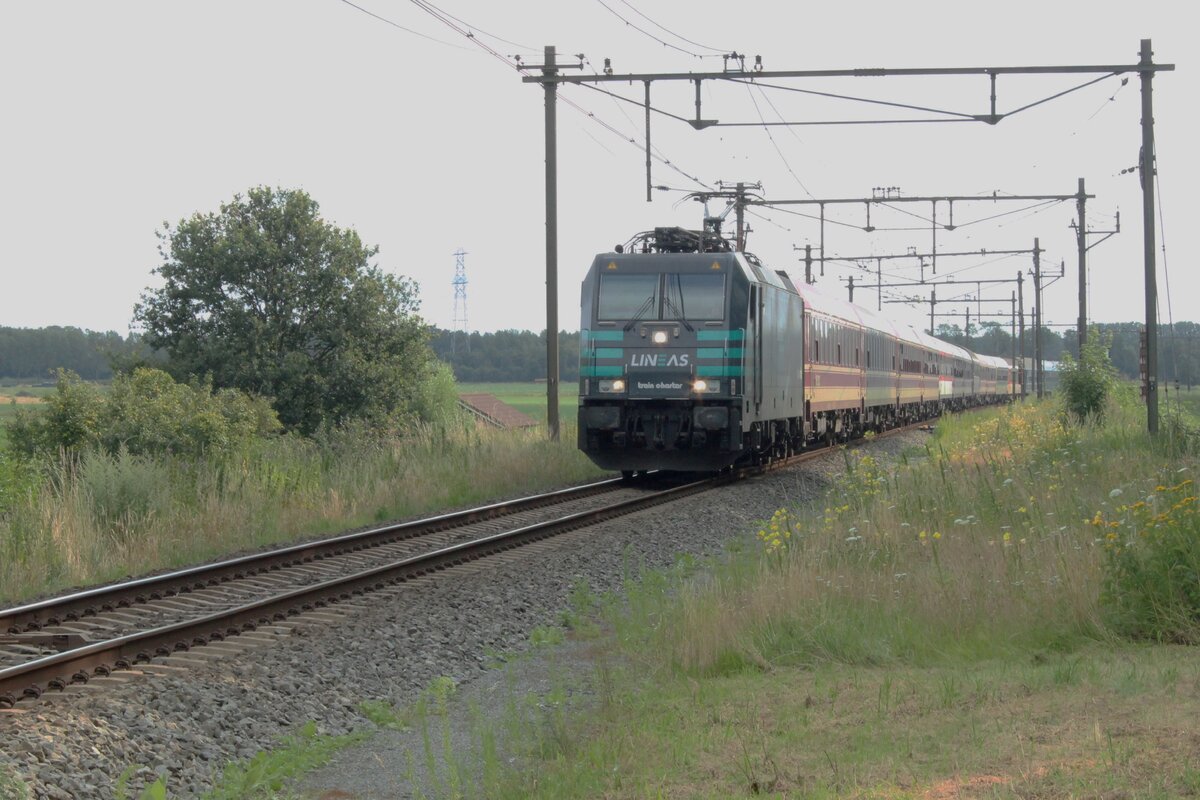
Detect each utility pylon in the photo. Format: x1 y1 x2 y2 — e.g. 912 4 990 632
451 249 469 355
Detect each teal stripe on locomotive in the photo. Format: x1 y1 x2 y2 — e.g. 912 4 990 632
581 347 624 359
696 329 744 341
580 365 625 377
696 348 743 359
581 329 625 342
697 365 743 377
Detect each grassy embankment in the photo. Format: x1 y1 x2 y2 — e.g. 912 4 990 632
396 395 1200 799
0 382 603 606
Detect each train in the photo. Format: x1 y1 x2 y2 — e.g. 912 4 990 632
577 226 1020 475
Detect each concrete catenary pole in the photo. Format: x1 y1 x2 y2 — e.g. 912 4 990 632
1076 177 1088 351
1011 291 1017 399
1018 270 1026 399
1140 39 1160 434
543 45 560 440
1033 238 1043 399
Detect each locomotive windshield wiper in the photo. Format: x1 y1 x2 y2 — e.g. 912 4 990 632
663 275 695 331
662 292 694 332
623 295 656 331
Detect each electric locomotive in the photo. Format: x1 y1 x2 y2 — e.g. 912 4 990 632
578 227 803 474
577 226 1018 475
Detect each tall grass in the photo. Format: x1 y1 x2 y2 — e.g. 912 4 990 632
637 396 1198 677
0 423 604 605
429 396 1200 799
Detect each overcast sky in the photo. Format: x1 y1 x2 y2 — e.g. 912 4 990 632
0 1 1192 337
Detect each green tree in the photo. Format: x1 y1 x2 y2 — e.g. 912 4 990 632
1058 328 1119 423
134 187 432 434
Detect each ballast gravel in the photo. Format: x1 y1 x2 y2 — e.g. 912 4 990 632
0 431 928 799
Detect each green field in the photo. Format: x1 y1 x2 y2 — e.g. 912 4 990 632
458 381 579 423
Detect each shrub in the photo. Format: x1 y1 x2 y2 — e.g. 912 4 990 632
407 358 462 427
1100 475 1200 643
101 368 280 459
1058 329 1119 422
5 368 280 462
5 370 103 458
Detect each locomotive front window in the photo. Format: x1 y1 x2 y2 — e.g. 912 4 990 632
664 273 725 321
598 274 660 321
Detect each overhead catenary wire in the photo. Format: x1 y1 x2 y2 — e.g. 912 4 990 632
592 0 721 59
577 81 695 125
1086 75 1130 121
343 0 710 188
762 204 878 231
407 0 520 69
336 0 477 51
1002 72 1120 119
953 199 1066 228
339 5 1152 347
558 94 713 190
729 77 979 121
408 0 538 51
579 127 619 156
744 208 792 233
582 59 676 163
615 0 730 54
744 83 815 198
754 83 807 147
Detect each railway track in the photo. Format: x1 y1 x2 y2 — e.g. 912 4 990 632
0 419 929 708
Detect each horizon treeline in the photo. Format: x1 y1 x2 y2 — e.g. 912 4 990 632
0 327 161 381
4 323 1199 387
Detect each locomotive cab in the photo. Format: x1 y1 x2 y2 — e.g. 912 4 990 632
578 248 749 473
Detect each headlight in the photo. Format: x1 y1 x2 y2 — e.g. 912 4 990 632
599 379 626 393
693 379 718 394
652 330 669 344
